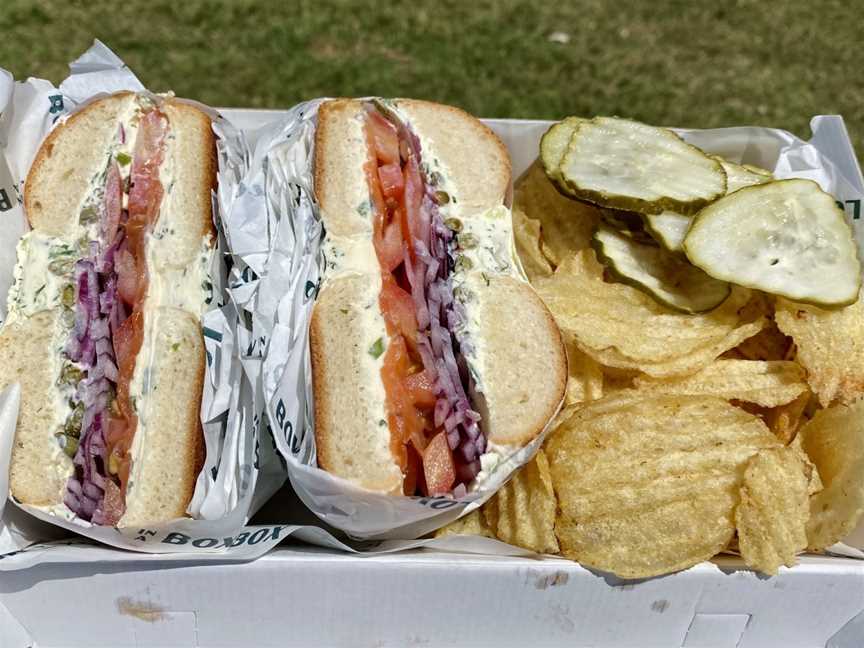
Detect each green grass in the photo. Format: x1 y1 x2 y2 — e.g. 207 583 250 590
2 0 863 153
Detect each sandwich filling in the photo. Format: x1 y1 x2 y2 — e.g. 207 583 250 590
362 102 486 497
60 104 169 524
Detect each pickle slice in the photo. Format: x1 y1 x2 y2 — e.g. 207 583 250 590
713 156 773 194
592 223 731 313
540 117 584 184
684 179 861 307
556 117 727 215
644 210 691 252
600 208 657 246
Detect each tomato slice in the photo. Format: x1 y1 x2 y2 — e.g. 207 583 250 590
405 369 437 408
423 431 456 496
378 162 404 200
402 444 422 495
367 109 399 165
374 218 403 273
115 249 142 307
381 336 425 471
113 310 144 420
127 109 167 229
364 158 387 223
380 274 417 344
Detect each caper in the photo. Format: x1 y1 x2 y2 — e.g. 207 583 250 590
79 205 99 225
60 364 84 385
430 171 444 186
64 402 84 438
61 309 75 327
455 256 473 272
434 190 450 205
61 284 75 308
57 433 79 458
444 217 463 232
459 233 478 249
48 258 73 275
60 364 83 386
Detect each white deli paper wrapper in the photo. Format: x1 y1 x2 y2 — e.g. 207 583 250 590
0 41 291 559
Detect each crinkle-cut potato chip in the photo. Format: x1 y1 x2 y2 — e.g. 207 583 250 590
789 435 823 495
545 393 781 578
562 333 604 406
482 450 559 554
800 400 864 550
764 391 812 445
735 447 811 575
723 322 793 362
434 509 496 540
514 161 601 267
775 292 864 406
723 294 793 362
633 360 808 407
511 206 553 283
535 250 768 378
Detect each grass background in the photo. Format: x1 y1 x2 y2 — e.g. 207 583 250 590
2 0 863 153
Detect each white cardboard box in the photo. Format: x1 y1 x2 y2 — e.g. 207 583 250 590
0 549 862 647
1 110 864 648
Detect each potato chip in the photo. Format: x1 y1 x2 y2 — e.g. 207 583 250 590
602 366 639 393
562 333 604 406
545 393 781 578
511 206 553 283
725 321 794 361
434 509 496 540
514 161 600 266
535 250 768 378
735 447 811 575
775 292 864 406
482 450 559 554
764 391 812 444
799 400 864 550
633 360 808 407
789 435 823 495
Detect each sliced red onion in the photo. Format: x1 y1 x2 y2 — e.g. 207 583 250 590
447 429 460 450
434 398 450 429
79 335 96 366
100 356 119 382
78 496 97 519
475 434 487 455
89 318 110 340
452 483 467 499
459 439 477 463
444 413 459 434
63 492 81 512
82 482 103 500
95 337 112 357
416 336 438 382
403 242 430 330
464 421 480 440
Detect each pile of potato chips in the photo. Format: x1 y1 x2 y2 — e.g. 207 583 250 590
437 153 864 579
